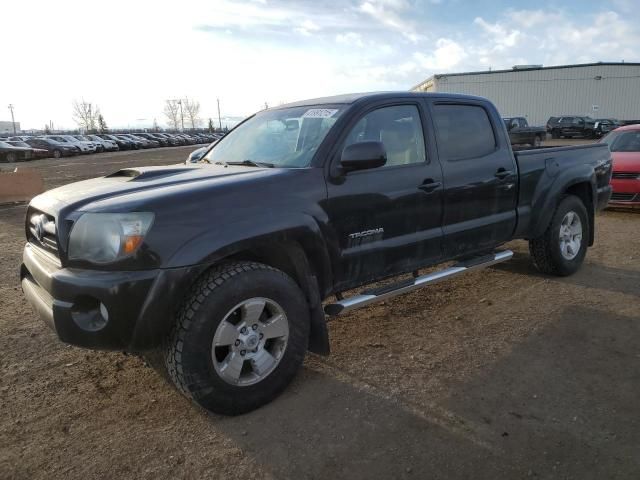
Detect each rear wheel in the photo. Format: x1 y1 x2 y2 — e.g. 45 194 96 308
533 135 542 147
551 129 560 139
6 152 17 163
164 261 309 415
529 195 588 276
53 149 62 159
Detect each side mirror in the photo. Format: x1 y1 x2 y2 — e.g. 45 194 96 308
187 147 206 164
340 141 387 172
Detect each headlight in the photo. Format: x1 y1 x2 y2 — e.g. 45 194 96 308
68 212 154 263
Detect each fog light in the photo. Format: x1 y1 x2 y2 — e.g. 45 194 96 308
71 296 109 332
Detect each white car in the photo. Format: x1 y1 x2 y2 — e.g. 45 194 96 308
84 135 119 152
46 135 95 154
72 135 102 153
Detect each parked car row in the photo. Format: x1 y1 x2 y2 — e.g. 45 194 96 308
546 116 621 139
0 132 224 162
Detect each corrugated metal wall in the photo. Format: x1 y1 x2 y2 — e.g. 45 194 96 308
414 64 640 125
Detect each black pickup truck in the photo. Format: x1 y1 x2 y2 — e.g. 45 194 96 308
548 116 597 139
503 117 546 147
21 92 612 415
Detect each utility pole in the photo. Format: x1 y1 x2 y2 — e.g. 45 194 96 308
8 104 16 134
217 98 222 130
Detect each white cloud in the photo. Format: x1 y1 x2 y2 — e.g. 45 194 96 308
295 19 321 36
474 17 521 50
414 38 467 70
336 32 364 47
358 0 421 43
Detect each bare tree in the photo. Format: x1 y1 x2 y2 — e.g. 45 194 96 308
183 98 201 129
72 100 100 132
207 118 214 133
164 100 181 130
97 114 108 133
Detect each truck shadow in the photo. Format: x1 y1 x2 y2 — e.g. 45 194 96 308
439 305 640 478
494 250 640 297
209 366 521 479
207 305 640 479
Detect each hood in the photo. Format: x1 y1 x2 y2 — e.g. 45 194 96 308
611 152 640 172
30 164 278 217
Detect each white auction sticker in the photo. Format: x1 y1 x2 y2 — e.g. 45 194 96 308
302 108 338 118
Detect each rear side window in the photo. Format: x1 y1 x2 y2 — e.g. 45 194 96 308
433 104 496 161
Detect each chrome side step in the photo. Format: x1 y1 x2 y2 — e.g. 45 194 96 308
324 250 513 316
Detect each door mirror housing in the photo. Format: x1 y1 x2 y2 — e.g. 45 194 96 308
340 141 387 172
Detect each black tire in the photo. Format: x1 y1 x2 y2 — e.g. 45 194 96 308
529 195 589 276
53 149 62 159
533 135 542 148
164 261 309 415
6 152 18 163
551 129 560 139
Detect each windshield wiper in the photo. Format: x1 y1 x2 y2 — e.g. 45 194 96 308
226 159 275 168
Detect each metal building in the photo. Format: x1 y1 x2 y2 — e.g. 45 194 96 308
411 62 640 126
0 121 20 134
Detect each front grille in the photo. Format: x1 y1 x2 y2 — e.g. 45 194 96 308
27 209 59 256
610 192 637 202
611 172 640 180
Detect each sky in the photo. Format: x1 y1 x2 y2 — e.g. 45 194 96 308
1 0 639 130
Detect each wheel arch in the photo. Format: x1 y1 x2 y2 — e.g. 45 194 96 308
531 172 596 245
164 223 334 355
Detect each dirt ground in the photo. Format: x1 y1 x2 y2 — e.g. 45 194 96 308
1 144 639 479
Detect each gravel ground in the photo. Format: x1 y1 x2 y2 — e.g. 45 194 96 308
1 143 639 479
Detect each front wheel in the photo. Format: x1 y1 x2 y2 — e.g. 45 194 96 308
533 135 542 148
529 195 588 276
6 152 18 163
53 149 62 159
164 261 309 415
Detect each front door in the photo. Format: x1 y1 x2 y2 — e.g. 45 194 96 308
429 101 518 258
325 103 444 290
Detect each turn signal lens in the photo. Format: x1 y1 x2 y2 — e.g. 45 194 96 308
123 235 144 254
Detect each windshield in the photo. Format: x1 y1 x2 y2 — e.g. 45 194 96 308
602 130 640 152
203 105 345 167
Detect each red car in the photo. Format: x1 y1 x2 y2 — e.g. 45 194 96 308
600 125 640 207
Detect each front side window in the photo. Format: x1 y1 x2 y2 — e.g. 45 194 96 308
344 105 426 167
433 104 496 161
204 105 345 168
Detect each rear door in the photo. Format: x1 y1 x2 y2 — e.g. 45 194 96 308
325 102 444 289
428 101 517 258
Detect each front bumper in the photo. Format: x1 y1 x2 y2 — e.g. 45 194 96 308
20 243 202 351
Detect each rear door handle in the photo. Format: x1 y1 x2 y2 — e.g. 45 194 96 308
495 168 514 179
419 179 442 193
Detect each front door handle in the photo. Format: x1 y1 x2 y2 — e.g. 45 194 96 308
495 168 514 179
419 179 442 193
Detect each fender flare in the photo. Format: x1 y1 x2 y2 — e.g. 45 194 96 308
530 169 596 240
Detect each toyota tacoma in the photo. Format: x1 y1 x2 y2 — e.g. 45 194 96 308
21 92 612 414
